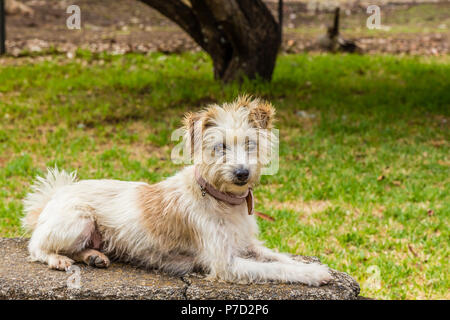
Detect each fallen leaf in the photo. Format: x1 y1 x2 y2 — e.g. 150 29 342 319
430 140 446 147
255 211 275 222
408 244 419 258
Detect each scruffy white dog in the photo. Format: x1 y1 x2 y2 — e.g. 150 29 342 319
22 96 331 286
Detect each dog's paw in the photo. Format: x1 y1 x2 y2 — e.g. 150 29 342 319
298 263 332 286
48 255 74 271
87 253 110 268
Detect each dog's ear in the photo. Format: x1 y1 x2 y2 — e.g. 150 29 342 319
183 111 202 156
182 108 217 157
183 112 200 137
183 108 217 137
247 99 276 130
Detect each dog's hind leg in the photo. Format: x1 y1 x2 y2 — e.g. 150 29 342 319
28 203 100 271
46 253 74 270
72 249 110 268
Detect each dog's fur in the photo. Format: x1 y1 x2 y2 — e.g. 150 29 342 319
22 96 331 285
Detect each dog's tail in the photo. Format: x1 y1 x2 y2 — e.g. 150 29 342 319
22 167 78 232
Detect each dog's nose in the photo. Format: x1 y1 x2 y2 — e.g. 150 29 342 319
234 168 249 182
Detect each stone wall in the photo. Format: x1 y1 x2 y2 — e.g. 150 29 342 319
0 238 360 300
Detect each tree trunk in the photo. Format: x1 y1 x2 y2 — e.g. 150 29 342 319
138 0 281 82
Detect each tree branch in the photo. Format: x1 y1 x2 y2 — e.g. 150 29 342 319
138 0 207 50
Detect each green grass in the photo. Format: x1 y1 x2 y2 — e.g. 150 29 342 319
0 51 449 299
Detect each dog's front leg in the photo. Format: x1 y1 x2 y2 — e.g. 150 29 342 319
248 241 297 264
201 240 331 286
226 256 332 286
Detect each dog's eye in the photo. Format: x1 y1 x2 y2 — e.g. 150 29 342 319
246 140 257 152
213 143 226 155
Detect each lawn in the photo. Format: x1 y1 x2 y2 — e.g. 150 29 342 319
0 51 448 299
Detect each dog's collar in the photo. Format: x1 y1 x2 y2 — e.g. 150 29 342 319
194 166 254 215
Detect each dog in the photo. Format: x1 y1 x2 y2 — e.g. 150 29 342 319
22 96 331 286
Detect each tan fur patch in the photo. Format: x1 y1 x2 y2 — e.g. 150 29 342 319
137 184 201 252
248 101 276 129
233 95 276 129
72 248 110 267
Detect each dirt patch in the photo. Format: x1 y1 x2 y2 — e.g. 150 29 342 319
0 157 7 168
269 199 332 214
263 199 332 224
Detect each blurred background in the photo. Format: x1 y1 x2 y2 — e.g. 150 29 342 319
3 0 449 56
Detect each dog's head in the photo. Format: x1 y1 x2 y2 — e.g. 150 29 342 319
183 96 277 194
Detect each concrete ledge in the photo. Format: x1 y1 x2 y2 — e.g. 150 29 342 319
0 238 360 300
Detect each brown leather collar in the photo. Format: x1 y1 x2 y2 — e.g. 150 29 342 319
195 166 254 215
